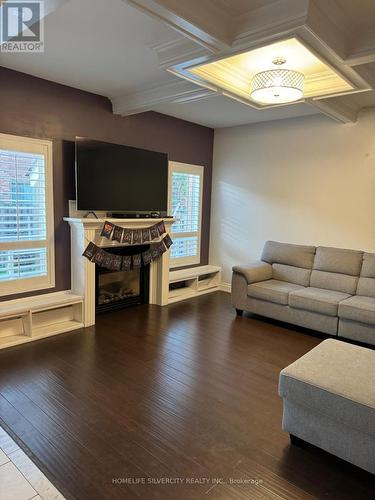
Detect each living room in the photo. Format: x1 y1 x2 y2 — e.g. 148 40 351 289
0 1 374 499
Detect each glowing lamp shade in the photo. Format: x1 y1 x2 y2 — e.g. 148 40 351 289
251 69 304 104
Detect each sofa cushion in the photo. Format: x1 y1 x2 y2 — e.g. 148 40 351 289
356 253 375 298
289 287 351 316
339 295 375 325
247 280 303 305
310 270 358 295
357 278 375 298
272 263 311 287
360 252 375 277
279 339 375 438
313 246 363 276
261 241 315 269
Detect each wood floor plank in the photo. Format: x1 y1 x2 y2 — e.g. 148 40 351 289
0 292 373 499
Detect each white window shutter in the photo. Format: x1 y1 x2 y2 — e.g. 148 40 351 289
0 134 54 295
168 162 203 267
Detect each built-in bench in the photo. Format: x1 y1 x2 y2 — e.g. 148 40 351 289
0 291 84 350
169 265 221 304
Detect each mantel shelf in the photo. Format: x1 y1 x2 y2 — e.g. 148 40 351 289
64 217 176 226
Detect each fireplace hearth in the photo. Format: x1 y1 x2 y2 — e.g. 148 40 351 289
95 245 149 313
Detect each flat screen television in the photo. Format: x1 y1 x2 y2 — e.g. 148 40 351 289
75 138 168 213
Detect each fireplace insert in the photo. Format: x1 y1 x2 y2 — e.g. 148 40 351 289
95 245 150 314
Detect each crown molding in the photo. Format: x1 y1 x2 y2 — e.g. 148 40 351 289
345 46 375 67
149 37 210 69
351 63 375 90
111 80 216 116
309 97 358 124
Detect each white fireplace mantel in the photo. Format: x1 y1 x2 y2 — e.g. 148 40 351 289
64 217 176 326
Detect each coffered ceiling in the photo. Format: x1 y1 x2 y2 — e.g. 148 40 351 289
116 0 375 124
1 0 375 127
186 37 354 108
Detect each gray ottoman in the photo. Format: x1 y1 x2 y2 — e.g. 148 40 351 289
279 339 375 474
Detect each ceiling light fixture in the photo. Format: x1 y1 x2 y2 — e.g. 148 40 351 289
251 57 304 105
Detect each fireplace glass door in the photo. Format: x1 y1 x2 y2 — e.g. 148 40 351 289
98 269 141 306
95 245 150 313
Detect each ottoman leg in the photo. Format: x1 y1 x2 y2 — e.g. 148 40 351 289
290 434 305 447
235 308 243 317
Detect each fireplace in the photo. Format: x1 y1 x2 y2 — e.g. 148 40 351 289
65 217 175 326
95 245 149 313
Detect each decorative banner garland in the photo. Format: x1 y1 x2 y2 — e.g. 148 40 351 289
82 221 173 271
101 220 166 244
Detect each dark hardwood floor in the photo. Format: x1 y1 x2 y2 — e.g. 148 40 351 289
0 292 373 499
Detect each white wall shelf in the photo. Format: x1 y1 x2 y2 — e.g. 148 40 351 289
168 265 221 304
0 291 84 350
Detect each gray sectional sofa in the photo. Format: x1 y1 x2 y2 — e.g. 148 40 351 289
232 241 375 345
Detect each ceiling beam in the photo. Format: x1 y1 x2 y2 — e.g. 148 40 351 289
306 0 350 61
123 0 231 52
149 37 210 69
232 0 309 48
111 79 216 116
309 97 358 124
345 47 375 67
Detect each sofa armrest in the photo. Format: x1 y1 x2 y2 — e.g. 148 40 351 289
232 261 272 284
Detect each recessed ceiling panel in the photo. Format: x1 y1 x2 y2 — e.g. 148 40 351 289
183 37 354 108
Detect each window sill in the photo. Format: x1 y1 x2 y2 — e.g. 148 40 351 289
0 275 55 297
169 255 200 269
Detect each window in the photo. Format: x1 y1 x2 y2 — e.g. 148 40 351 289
168 161 203 268
0 133 54 295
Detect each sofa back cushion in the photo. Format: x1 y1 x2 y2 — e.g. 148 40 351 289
357 252 375 297
272 263 311 287
310 247 363 294
310 271 358 295
313 246 363 276
261 241 316 269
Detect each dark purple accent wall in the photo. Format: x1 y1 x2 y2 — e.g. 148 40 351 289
0 66 214 300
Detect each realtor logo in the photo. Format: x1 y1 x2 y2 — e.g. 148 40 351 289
1 1 44 52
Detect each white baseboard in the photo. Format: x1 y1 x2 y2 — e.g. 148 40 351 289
219 282 231 293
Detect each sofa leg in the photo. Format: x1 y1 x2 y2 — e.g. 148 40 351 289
290 434 305 447
235 308 243 317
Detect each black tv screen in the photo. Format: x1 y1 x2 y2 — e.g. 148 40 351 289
75 138 168 212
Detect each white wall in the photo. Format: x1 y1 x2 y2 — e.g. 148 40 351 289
210 109 375 284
